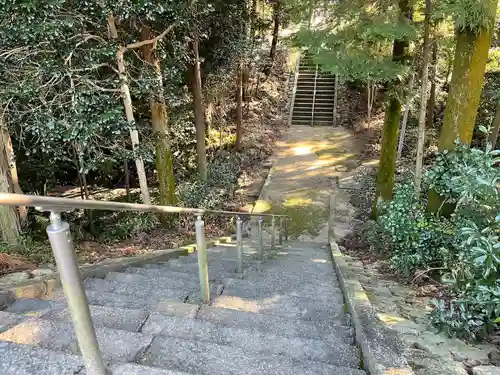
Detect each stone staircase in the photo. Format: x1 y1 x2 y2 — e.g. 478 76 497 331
0 240 365 375
292 56 336 126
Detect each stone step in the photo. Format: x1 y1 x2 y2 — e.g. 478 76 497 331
0 311 24 333
0 317 153 363
41 304 149 332
141 314 358 366
126 266 205 280
0 341 84 375
141 336 365 375
104 271 225 293
211 291 345 323
204 302 352 338
111 363 190 375
83 278 193 300
65 289 199 316
291 120 334 126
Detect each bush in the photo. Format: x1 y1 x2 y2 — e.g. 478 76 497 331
376 142 499 340
377 181 455 277
177 151 243 209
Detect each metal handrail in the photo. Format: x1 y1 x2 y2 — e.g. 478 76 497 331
0 193 287 218
0 191 289 375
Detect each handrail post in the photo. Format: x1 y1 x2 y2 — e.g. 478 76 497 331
258 216 264 260
236 216 243 273
284 217 289 242
271 216 276 249
279 217 283 245
195 215 210 303
46 212 106 375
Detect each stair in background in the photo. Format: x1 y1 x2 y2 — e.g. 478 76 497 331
0 240 366 375
292 56 336 126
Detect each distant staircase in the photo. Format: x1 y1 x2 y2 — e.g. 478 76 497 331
291 56 336 126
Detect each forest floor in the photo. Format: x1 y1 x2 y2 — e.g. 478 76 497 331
0 52 290 277
334 84 500 374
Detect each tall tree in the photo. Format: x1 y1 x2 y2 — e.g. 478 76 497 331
415 0 432 197
191 26 208 181
140 26 177 217
488 102 500 149
0 119 20 245
437 0 498 150
372 0 412 218
269 0 281 65
428 0 498 212
236 62 244 151
426 41 438 129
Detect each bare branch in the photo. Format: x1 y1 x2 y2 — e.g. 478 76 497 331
125 22 179 51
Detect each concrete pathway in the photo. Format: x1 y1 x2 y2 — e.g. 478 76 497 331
254 125 366 242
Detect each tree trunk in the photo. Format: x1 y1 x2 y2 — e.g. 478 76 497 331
108 15 151 204
76 148 96 236
438 3 497 151
140 27 177 218
372 0 411 218
488 102 500 148
191 28 208 181
268 0 281 66
0 120 26 224
426 41 438 129
116 48 151 204
236 62 243 151
0 123 20 245
205 100 213 135
397 72 415 160
124 158 130 201
428 0 497 213
415 0 431 197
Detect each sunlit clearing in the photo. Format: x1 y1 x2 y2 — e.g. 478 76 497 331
355 291 370 301
293 146 313 155
283 197 313 207
312 258 328 263
377 313 406 324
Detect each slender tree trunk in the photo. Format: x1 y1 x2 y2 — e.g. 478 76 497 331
236 62 244 151
116 48 151 204
0 120 26 223
108 15 151 204
76 148 96 236
397 73 415 160
426 41 438 129
191 28 208 181
0 124 20 245
367 82 372 121
124 158 130 201
140 27 177 219
428 0 497 213
372 0 411 218
205 100 213 135
488 102 500 148
268 0 281 66
415 0 431 197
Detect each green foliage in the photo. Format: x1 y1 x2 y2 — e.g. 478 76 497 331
377 141 499 340
103 213 160 241
378 181 455 276
290 0 415 83
435 0 496 32
426 142 500 340
177 152 243 209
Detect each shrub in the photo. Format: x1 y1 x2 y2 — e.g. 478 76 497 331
377 181 455 277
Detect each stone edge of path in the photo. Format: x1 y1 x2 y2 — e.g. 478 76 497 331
0 235 236 309
330 239 415 375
